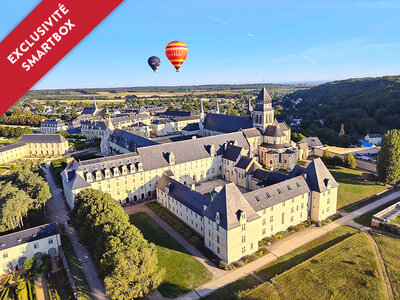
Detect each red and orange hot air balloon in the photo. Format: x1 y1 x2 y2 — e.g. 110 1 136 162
165 41 188 72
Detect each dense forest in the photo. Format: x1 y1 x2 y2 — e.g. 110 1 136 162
286 76 400 145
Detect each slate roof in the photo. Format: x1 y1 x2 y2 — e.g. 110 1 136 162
264 124 286 137
222 144 243 161
0 143 26 154
204 183 260 230
299 137 323 148
159 110 193 118
256 87 272 103
41 119 65 126
303 158 339 193
245 176 310 211
67 128 81 135
288 164 304 178
81 107 97 115
182 123 200 131
235 157 253 170
242 128 262 138
111 128 158 151
203 113 253 133
19 134 67 143
156 174 209 216
251 169 288 187
0 223 59 251
366 133 383 138
260 143 292 150
136 132 249 171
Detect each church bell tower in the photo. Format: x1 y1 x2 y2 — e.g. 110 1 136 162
253 87 274 132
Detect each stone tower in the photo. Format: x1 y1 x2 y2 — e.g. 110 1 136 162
253 87 274 131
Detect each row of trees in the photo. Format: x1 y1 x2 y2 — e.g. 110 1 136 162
0 114 45 127
0 125 32 138
377 129 400 185
70 189 164 299
321 150 357 169
0 163 51 233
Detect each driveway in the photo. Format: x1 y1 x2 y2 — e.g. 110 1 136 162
43 164 108 300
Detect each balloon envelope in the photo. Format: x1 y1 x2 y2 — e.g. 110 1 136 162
148 56 161 73
165 41 188 72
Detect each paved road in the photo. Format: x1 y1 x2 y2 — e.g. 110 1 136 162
176 189 400 300
43 164 108 300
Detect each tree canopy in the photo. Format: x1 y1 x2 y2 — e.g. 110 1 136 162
70 189 164 299
377 129 400 185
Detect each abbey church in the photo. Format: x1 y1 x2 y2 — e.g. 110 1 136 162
62 87 337 263
200 87 298 170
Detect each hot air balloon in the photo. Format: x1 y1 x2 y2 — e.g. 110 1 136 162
165 41 188 72
148 56 161 73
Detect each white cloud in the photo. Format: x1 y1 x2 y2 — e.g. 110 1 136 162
210 16 228 25
301 54 318 66
247 33 256 38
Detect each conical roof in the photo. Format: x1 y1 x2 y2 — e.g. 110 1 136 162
256 87 272 103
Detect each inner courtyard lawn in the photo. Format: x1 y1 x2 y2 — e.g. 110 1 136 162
243 233 387 300
129 212 212 298
372 233 400 298
329 167 387 210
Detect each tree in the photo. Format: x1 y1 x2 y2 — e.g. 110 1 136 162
291 132 305 143
332 155 343 167
24 257 36 274
377 129 400 185
344 153 357 169
321 149 331 165
70 189 164 299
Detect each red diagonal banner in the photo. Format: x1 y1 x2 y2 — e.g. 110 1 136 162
0 0 124 116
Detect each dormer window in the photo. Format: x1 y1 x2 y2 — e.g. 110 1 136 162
104 169 111 178
85 172 93 182
121 166 128 175
215 212 220 224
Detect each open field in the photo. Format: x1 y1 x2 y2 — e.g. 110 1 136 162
329 167 387 210
204 226 357 300
372 233 400 298
129 212 212 298
244 233 387 300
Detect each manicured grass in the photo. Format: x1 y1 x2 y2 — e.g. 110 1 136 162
355 197 400 227
61 236 93 300
329 167 387 210
255 226 357 281
145 202 203 247
202 275 259 300
372 233 400 298
243 233 387 300
389 216 400 227
129 212 212 298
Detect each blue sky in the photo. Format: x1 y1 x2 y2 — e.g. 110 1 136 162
1 0 400 89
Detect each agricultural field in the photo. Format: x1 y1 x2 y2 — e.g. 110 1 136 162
129 212 212 298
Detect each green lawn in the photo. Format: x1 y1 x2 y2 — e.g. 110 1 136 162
129 212 212 298
145 202 203 247
389 216 400 227
61 236 93 300
372 233 400 298
329 167 387 210
243 233 387 300
255 226 357 281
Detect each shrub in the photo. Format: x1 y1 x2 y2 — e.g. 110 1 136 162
218 261 228 270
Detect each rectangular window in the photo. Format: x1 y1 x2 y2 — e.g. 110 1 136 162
301 203 304 209
217 235 220 243
48 238 53 245
290 216 294 222
3 253 8 259
242 236 246 243
217 247 220 254
271 225 274 231
291 207 294 213
270 216 273 222
281 212 285 224
262 228 266 235
34 242 39 249
242 224 246 231
242 247 246 254
262 219 266 226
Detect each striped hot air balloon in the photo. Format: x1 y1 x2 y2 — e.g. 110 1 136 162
165 41 188 72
